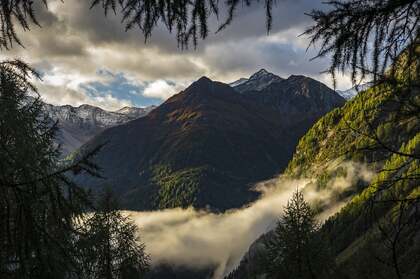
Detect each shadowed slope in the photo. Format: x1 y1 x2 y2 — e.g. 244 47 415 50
76 75 344 211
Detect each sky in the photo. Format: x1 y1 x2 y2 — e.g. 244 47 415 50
1 0 354 111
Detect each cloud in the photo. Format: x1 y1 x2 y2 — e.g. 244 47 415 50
129 181 298 279
36 83 134 111
200 29 332 82
127 161 374 279
0 0 355 109
143 80 187 100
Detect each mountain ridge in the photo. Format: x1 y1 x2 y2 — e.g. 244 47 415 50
75 72 345 211
42 100 156 156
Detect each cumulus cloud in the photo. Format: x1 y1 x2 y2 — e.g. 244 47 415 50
127 161 374 279
31 67 135 111
200 29 332 82
0 0 355 109
143 80 188 100
36 83 134 111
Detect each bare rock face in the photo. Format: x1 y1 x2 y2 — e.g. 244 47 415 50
42 101 155 156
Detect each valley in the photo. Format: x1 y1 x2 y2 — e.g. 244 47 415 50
2 2 418 278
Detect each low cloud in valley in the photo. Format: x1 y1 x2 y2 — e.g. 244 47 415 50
127 161 374 278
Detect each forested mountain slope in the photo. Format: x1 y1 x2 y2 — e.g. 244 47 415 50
228 61 420 278
286 78 420 279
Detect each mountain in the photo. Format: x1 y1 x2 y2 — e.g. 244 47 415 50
232 68 370 101
336 82 372 100
232 70 343 119
228 67 420 278
75 72 345 211
115 106 154 118
234 73 346 139
43 102 155 156
243 74 344 117
229 78 248 87
231 69 284 93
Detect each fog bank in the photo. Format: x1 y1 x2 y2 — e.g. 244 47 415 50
127 161 373 278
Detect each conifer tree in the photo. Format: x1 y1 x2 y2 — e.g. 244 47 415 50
75 191 150 279
0 60 102 278
305 0 419 86
265 190 333 279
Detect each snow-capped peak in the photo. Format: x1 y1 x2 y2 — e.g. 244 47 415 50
232 69 283 93
229 78 248 87
40 101 155 156
249 69 271 80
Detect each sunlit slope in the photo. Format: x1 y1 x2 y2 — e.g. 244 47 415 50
283 53 420 277
229 57 420 278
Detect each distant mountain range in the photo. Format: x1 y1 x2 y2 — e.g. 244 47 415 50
45 71 364 158
336 82 372 100
43 102 155 156
74 69 345 211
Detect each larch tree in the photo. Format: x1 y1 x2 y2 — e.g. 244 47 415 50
265 190 333 279
0 60 102 278
75 191 150 279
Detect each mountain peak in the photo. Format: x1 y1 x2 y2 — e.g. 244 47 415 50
185 76 214 93
249 69 274 80
233 69 283 93
174 76 238 102
255 68 269 75
196 76 213 84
